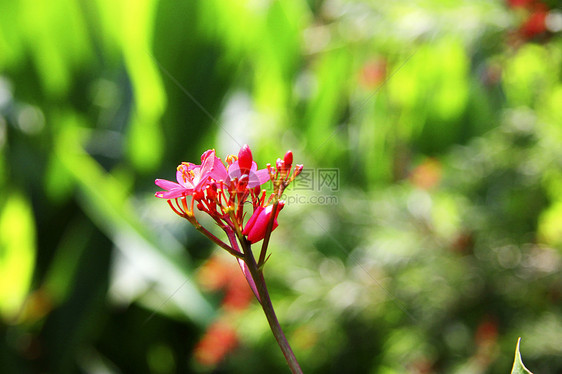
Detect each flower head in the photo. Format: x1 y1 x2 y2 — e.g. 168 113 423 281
155 149 218 199
155 144 301 251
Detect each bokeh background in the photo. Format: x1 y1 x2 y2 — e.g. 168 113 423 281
1 0 562 373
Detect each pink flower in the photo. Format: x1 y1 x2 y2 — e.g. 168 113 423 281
227 160 270 188
155 146 271 200
209 145 270 188
155 149 217 199
242 203 285 244
207 152 228 182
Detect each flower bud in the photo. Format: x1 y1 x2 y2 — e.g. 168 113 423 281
242 203 284 243
291 164 303 180
238 145 253 174
283 151 293 169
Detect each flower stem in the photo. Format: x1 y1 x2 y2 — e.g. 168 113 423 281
241 239 303 374
190 218 243 259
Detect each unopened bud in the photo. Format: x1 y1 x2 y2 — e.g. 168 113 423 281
242 203 285 243
238 145 253 174
283 151 293 169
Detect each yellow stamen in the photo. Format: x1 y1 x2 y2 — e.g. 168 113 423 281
226 155 238 165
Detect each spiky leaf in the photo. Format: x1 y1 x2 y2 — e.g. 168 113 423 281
511 338 533 374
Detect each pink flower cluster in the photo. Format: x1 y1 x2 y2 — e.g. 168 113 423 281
156 146 304 372
155 145 301 246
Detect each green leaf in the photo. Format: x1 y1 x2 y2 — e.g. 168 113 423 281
511 337 533 374
0 192 36 321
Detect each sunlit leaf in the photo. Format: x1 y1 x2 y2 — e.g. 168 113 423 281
18 0 93 96
122 0 166 172
0 192 36 321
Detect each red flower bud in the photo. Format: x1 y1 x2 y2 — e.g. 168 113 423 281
242 203 284 243
283 151 293 169
238 145 253 174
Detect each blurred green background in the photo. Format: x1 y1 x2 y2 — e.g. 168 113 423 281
1 0 562 372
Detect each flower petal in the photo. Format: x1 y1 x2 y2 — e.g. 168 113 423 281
200 149 216 173
242 206 264 235
248 168 270 188
176 165 196 189
209 156 228 182
227 162 242 181
155 188 191 199
155 178 182 190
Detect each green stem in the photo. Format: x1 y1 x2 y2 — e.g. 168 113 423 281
241 239 303 374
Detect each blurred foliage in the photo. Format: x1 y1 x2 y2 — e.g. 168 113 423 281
1 0 562 373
